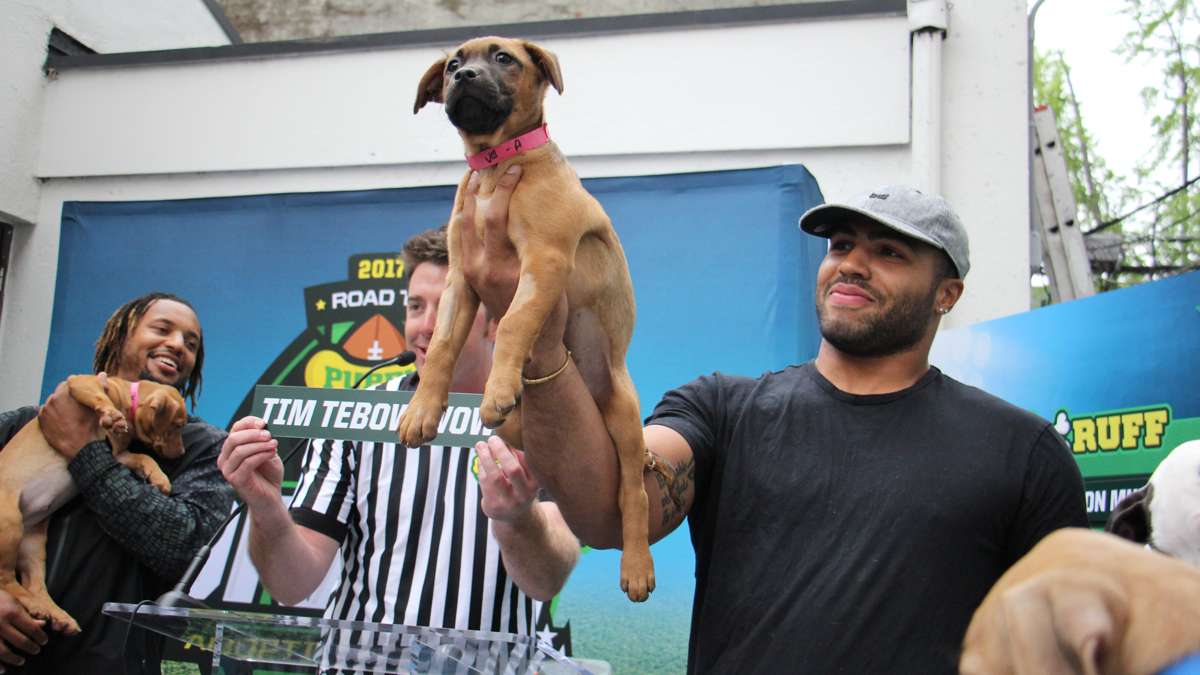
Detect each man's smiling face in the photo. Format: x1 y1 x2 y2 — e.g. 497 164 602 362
814 218 946 357
115 299 201 387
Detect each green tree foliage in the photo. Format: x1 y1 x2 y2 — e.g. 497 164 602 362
1033 0 1198 292
1116 0 1199 279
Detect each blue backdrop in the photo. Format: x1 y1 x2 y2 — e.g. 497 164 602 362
44 164 827 672
932 271 1200 421
932 271 1200 528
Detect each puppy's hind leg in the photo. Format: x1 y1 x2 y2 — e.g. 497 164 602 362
603 365 655 602
398 273 482 446
17 520 80 635
0 492 48 622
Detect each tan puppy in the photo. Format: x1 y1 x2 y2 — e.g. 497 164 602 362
0 375 187 633
960 528 1200 675
400 36 654 601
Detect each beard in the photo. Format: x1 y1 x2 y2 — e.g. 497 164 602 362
816 278 938 357
137 368 186 393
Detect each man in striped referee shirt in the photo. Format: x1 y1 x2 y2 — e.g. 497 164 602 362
218 205 579 655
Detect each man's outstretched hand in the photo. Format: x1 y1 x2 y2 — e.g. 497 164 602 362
458 166 522 316
456 165 569 361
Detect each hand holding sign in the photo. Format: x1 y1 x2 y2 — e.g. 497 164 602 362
218 416 284 514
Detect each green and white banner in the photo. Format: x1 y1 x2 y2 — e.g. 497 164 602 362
251 384 493 446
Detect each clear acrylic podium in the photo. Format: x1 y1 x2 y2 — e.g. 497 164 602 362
104 603 590 674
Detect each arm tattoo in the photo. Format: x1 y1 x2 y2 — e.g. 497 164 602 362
653 470 676 528
669 457 695 521
645 450 695 529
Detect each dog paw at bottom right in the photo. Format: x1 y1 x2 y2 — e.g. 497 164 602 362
620 548 655 602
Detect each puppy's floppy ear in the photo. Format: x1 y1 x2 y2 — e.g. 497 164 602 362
522 41 564 95
145 393 164 412
1106 484 1153 543
140 391 166 433
414 56 448 114
174 400 188 428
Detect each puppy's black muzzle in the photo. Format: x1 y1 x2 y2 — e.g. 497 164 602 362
453 66 481 83
445 69 513 135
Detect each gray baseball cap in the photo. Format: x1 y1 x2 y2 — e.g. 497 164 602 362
798 185 970 278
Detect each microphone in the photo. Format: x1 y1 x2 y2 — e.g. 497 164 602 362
353 350 415 388
156 350 416 609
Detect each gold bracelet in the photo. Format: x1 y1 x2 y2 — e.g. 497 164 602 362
522 349 572 385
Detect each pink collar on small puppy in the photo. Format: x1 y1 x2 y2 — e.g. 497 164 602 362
466 124 550 171
130 380 140 416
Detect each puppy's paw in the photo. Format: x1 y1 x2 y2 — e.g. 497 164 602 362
15 595 49 622
397 392 446 447
148 471 172 495
99 408 128 434
480 375 522 429
49 610 81 636
17 595 79 634
620 549 656 603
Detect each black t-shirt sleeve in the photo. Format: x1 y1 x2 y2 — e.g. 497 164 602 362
646 376 720 458
645 373 735 512
1006 424 1089 563
0 406 37 447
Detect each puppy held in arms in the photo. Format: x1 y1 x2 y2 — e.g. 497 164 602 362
399 36 655 601
960 528 1200 675
0 375 186 634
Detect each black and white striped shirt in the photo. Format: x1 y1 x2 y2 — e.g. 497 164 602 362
289 375 541 637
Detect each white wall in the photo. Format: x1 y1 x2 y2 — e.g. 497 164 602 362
1 0 230 223
0 0 230 409
940 0 1031 326
36 19 911 177
1 2 1031 411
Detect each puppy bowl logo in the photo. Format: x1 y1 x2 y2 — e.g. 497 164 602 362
226 252 414 428
303 252 414 390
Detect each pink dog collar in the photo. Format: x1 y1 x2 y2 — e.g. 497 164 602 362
466 124 550 170
130 380 140 416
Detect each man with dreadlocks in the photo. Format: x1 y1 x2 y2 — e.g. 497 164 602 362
0 292 233 674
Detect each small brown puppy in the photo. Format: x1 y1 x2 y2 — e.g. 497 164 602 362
401 37 655 601
960 528 1200 675
0 375 187 633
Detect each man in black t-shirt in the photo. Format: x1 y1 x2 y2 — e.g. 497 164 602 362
0 292 233 674
455 171 1087 674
